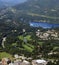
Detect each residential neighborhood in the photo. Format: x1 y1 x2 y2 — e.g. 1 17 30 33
0 55 48 65
36 30 59 40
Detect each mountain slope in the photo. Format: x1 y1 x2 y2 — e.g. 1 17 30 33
14 0 59 16
0 0 27 8
11 0 59 23
0 0 59 24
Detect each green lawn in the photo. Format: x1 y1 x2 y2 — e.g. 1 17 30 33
22 44 34 53
0 52 13 60
18 35 24 40
38 42 44 46
24 35 32 41
18 35 32 42
26 43 34 49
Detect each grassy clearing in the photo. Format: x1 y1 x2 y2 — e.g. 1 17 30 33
38 42 44 46
26 43 34 49
18 35 32 41
27 12 59 19
18 35 24 40
0 52 13 60
22 44 33 53
24 35 32 41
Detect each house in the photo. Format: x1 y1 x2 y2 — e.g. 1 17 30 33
23 29 26 33
9 62 14 65
20 60 30 65
13 59 30 65
0 62 2 65
14 54 19 59
51 33 58 38
32 59 47 65
19 56 27 60
27 57 32 60
14 60 22 65
43 33 49 38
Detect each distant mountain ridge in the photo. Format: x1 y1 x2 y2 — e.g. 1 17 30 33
0 0 59 24
15 0 59 15
0 0 27 8
13 0 59 23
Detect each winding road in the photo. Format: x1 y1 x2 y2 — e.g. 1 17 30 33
1 37 6 48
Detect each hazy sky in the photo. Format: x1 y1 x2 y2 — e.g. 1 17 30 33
1 0 27 4
1 0 27 2
0 0 27 6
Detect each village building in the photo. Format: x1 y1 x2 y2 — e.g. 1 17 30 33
35 29 59 40
32 59 47 65
13 60 30 65
0 62 2 65
20 60 30 65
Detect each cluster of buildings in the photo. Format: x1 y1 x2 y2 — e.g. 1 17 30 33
36 30 59 40
0 54 47 65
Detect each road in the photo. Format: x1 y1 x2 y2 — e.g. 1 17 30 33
1 37 6 48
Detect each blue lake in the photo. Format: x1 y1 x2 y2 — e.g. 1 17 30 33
29 22 59 29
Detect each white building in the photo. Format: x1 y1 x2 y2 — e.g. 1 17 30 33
43 33 49 38
20 60 30 65
32 59 47 65
14 60 30 65
0 62 2 65
9 62 14 65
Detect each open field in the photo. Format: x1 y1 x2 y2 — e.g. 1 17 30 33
27 12 59 19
